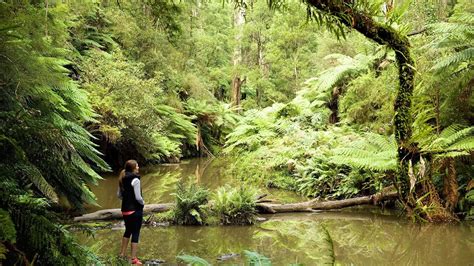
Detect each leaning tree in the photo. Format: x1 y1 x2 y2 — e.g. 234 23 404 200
264 0 454 221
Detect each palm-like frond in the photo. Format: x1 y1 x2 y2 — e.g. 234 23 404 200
423 125 474 157
427 7 474 72
15 163 59 203
298 52 378 106
431 47 474 71
331 133 397 172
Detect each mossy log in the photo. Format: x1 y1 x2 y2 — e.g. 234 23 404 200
73 190 397 222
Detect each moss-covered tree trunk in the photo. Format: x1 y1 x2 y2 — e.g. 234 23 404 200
303 0 453 221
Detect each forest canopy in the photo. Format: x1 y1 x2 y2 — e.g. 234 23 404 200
0 0 472 264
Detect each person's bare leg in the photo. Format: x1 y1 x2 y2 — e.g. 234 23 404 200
131 242 139 259
119 237 129 257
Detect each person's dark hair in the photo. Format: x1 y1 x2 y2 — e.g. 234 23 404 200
118 160 138 188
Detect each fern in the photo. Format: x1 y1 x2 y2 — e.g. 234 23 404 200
0 3 110 263
176 254 211 266
0 209 16 243
213 185 258 225
172 182 209 225
431 47 474 71
423 125 474 158
244 250 272 266
14 164 59 203
331 133 398 172
299 52 378 101
427 5 474 73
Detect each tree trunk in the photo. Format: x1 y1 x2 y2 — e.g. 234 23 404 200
301 1 458 220
256 33 267 105
443 158 458 210
73 190 397 222
231 5 245 107
231 76 243 107
328 86 341 124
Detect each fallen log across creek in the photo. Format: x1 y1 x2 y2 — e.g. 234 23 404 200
74 203 174 222
73 189 398 222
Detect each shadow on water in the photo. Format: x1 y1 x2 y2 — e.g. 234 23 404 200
81 158 474 265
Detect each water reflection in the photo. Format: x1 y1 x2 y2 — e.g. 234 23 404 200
82 159 474 265
87 158 306 211
77 210 474 265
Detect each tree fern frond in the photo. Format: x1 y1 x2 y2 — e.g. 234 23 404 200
431 47 474 71
331 134 397 172
14 164 59 203
422 125 474 158
0 208 16 243
448 136 474 151
442 126 474 146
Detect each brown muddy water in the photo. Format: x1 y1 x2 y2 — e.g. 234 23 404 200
78 158 474 265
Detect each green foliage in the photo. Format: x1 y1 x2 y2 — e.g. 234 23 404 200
177 254 211 266
0 176 101 265
338 67 397 130
244 250 272 266
80 49 197 161
185 99 241 154
422 125 474 158
416 0 474 127
300 52 379 103
172 182 210 225
427 4 473 73
331 133 398 172
212 185 258 225
0 2 109 263
460 189 474 220
0 209 16 244
176 250 272 266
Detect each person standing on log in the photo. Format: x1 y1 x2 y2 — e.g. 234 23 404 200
117 159 144 265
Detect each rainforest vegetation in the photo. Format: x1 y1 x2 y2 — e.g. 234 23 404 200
0 0 473 264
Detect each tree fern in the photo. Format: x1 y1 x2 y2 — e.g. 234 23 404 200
427 3 474 73
423 125 474 157
14 163 59 203
331 133 398 172
431 47 474 71
0 2 110 263
0 209 16 244
298 51 384 110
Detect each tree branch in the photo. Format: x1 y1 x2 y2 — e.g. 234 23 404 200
407 27 427 37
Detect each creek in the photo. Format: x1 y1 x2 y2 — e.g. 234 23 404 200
77 158 474 265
